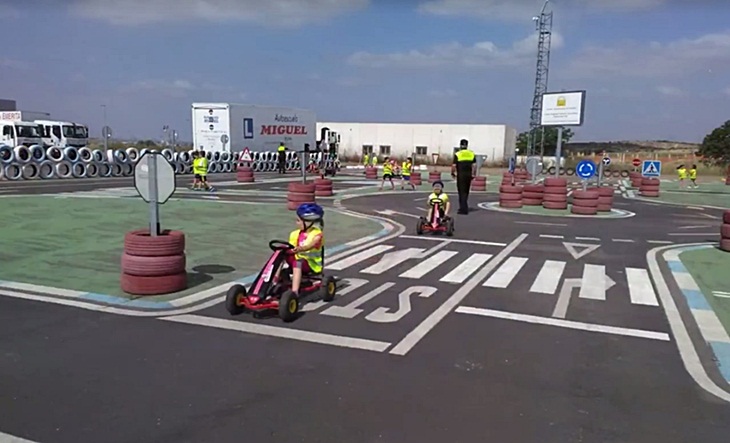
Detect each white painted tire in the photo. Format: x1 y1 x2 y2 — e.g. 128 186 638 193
178 151 191 164
92 149 105 163
78 147 93 162
3 163 22 180
126 147 139 162
13 146 31 163
55 161 72 178
38 160 55 179
85 162 99 178
121 162 133 176
63 146 79 163
29 144 46 162
47 146 64 162
111 163 123 177
0 144 14 164
162 149 174 162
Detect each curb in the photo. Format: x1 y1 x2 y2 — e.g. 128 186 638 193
477 201 636 219
664 244 730 383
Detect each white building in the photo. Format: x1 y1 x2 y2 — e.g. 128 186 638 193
317 122 517 163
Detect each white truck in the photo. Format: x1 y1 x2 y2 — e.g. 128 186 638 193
0 111 43 147
191 102 316 153
35 119 89 147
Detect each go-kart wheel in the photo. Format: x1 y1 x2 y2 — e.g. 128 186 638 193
416 219 424 235
225 284 247 315
279 290 299 323
446 219 454 237
321 275 337 302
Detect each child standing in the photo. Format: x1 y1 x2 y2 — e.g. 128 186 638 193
689 164 698 188
676 164 687 189
401 157 416 190
379 156 395 191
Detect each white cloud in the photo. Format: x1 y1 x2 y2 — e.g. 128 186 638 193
418 0 667 21
564 30 730 79
69 0 369 27
347 32 564 69
655 86 684 96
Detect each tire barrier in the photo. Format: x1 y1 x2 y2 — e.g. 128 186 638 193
86 162 100 178
30 145 45 162
71 162 86 178
543 177 568 210
365 166 378 180
3 163 21 180
0 145 13 164
410 172 422 186
236 165 254 183
589 186 615 212
513 169 529 185
38 161 55 179
78 147 93 162
99 162 112 177
314 178 334 197
21 162 40 180
639 177 660 197
14 146 31 163
286 182 316 210
501 171 514 186
522 184 544 206
55 161 72 178
428 171 442 183
629 171 642 188
571 189 599 215
121 229 187 295
499 184 523 208
721 211 730 252
471 176 487 192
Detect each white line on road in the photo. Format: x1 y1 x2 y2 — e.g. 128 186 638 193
328 245 394 270
579 264 607 300
0 431 38 442
612 238 635 243
455 306 670 341
667 233 718 236
530 260 566 294
713 291 730 299
389 233 528 356
160 314 391 352
482 257 529 288
398 235 506 247
647 240 673 244
400 250 458 279
515 221 567 227
625 267 659 306
575 236 600 241
677 225 712 230
439 253 493 284
540 234 564 239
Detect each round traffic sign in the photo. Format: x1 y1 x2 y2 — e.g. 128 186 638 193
102 126 112 139
576 159 597 179
602 156 611 166
525 156 542 177
632 158 641 167
220 134 229 144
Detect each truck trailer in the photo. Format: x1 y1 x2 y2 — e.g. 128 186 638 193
191 103 316 153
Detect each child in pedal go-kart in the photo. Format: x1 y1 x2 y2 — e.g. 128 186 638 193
427 180 451 223
278 203 325 296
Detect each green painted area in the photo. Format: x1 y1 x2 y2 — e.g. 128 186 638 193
636 181 730 208
0 195 382 300
680 247 730 337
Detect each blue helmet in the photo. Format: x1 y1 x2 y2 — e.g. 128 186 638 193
297 203 324 221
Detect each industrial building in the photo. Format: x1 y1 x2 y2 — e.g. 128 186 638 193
316 122 517 163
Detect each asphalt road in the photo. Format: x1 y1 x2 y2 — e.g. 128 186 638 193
2 179 730 442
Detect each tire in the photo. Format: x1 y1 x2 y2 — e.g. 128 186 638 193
640 185 660 192
321 276 336 302
543 194 568 203
721 223 730 239
598 196 614 205
287 192 316 203
226 284 247 315
573 190 600 200
446 219 454 237
124 229 185 257
523 191 544 199
620 170 630 177
566 168 575 176
120 272 187 295
522 198 542 205
543 187 568 195
543 201 567 210
499 193 522 201
523 184 543 193
571 205 597 215
279 290 299 322
724 211 730 224
589 187 614 197
121 253 186 277
721 238 730 252
640 190 660 197
499 185 523 194
597 204 612 212
641 178 660 186
416 219 424 235
288 182 315 193
499 200 523 208
572 198 598 208
547 166 556 175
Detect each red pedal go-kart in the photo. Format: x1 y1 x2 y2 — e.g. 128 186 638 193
225 240 336 322
416 201 454 236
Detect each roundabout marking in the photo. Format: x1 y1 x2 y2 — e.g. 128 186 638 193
478 201 636 219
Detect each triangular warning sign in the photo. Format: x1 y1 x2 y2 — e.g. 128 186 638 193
563 242 600 260
642 162 658 175
240 148 252 162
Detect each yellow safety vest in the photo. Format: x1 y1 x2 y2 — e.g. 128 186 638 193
372 157 378 165
193 158 206 175
278 145 285 152
428 192 448 206
689 168 697 179
455 149 476 162
383 162 393 174
402 161 412 176
200 157 208 175
288 227 324 273
678 168 687 179
363 154 369 165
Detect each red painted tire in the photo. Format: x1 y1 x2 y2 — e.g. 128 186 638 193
502 171 514 177
523 184 544 193
543 201 568 210
543 193 568 202
721 223 730 239
641 178 660 186
523 198 542 206
523 191 544 199
236 175 254 183
543 187 567 195
500 185 523 194
588 186 614 197
472 176 487 183
121 253 186 277
120 272 187 295
640 185 660 192
571 205 597 215
572 198 598 208
573 190 600 200
236 165 252 173
288 182 315 193
640 190 660 197
597 204 612 212
499 193 522 201
314 178 332 186
721 238 730 251
500 200 523 208
724 211 730 224
315 189 334 197
286 201 300 210
124 229 185 257
598 196 614 205
544 177 567 187
471 185 487 191
287 192 316 203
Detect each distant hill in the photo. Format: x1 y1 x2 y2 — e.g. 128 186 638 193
565 140 699 153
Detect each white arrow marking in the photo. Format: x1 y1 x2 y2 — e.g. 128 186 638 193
563 242 601 260
374 209 421 219
579 264 614 300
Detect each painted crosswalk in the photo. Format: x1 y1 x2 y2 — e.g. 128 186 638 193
328 246 660 307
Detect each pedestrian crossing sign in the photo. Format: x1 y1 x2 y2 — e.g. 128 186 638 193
641 160 661 177
240 148 252 162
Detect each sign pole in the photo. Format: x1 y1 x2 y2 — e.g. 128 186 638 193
582 178 587 192
554 127 563 177
597 159 603 187
300 151 308 183
148 153 160 236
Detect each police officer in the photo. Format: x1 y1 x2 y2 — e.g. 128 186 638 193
277 142 287 174
451 138 476 214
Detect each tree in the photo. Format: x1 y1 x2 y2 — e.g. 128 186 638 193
698 120 730 167
516 126 574 156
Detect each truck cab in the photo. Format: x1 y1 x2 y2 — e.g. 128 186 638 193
35 120 88 147
0 120 43 147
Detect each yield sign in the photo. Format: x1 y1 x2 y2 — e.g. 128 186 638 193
563 242 600 260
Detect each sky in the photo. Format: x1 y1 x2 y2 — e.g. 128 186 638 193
1 0 729 143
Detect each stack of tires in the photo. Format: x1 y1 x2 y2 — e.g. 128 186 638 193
410 172 422 186
639 178 660 197
471 176 487 192
499 184 523 208
121 229 187 295
287 182 316 210
314 178 334 197
428 171 441 183
365 166 378 180
501 171 514 186
629 171 643 188
543 177 568 210
514 169 529 185
721 211 730 252
522 184 544 206
590 186 615 212
571 190 599 215
725 175 729 186
236 164 254 182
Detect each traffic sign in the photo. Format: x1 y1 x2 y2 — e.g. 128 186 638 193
134 152 176 204
475 155 487 177
525 156 542 178
602 156 611 166
240 148 252 162
102 126 112 139
576 159 597 179
641 160 661 178
220 134 229 144
431 153 439 164
632 158 641 167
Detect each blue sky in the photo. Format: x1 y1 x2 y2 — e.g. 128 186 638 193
1 0 729 143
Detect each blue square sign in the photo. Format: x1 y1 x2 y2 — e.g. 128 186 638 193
641 160 661 178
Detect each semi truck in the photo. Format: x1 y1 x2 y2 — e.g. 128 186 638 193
0 111 43 147
35 119 89 147
191 102 316 153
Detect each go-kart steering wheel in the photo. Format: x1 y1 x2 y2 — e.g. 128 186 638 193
269 240 295 251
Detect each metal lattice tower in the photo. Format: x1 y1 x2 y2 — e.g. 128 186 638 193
527 0 553 157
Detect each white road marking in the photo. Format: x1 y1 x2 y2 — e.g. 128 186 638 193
160 314 391 352
612 238 635 243
439 253 493 284
398 235 506 247
400 250 458 279
365 286 438 323
667 233 718 236
0 281 85 298
328 245 394 270
540 234 564 239
530 260 566 294
692 310 730 343
515 221 567 227
0 431 38 442
320 282 395 318
579 264 609 300
361 248 424 274
677 225 712 230
416 240 452 259
575 236 600 241
301 277 369 312
647 240 673 244
389 233 528 356
455 306 670 341
563 242 600 260
625 268 659 306
713 291 730 299
482 257 529 288
553 278 581 318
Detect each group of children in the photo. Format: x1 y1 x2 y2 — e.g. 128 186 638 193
190 150 215 192
676 164 699 188
378 156 417 191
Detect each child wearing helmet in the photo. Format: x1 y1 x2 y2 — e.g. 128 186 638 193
427 180 450 221
282 203 325 295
